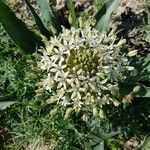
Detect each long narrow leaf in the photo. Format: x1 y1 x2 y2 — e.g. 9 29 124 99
139 136 150 150
0 0 44 54
37 0 62 34
0 101 16 110
95 2 107 23
0 93 17 110
66 0 78 28
24 0 53 39
95 0 119 32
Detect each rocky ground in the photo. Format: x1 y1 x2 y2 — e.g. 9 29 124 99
7 0 150 55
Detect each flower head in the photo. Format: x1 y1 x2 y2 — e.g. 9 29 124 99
38 25 127 117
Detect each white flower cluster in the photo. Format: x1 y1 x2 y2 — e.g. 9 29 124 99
38 25 127 118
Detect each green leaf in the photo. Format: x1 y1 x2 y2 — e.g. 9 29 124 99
95 0 119 32
37 0 62 34
0 0 44 54
84 119 119 150
95 1 107 23
139 136 150 150
0 93 17 110
0 101 16 110
119 82 150 98
145 32 150 42
84 138 104 150
143 55 150 79
136 86 150 98
66 0 78 28
124 56 150 83
24 0 53 39
93 141 104 150
146 4 150 25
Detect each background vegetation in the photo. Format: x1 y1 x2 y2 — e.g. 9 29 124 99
0 0 150 149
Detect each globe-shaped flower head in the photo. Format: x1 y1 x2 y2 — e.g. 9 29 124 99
38 25 127 118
